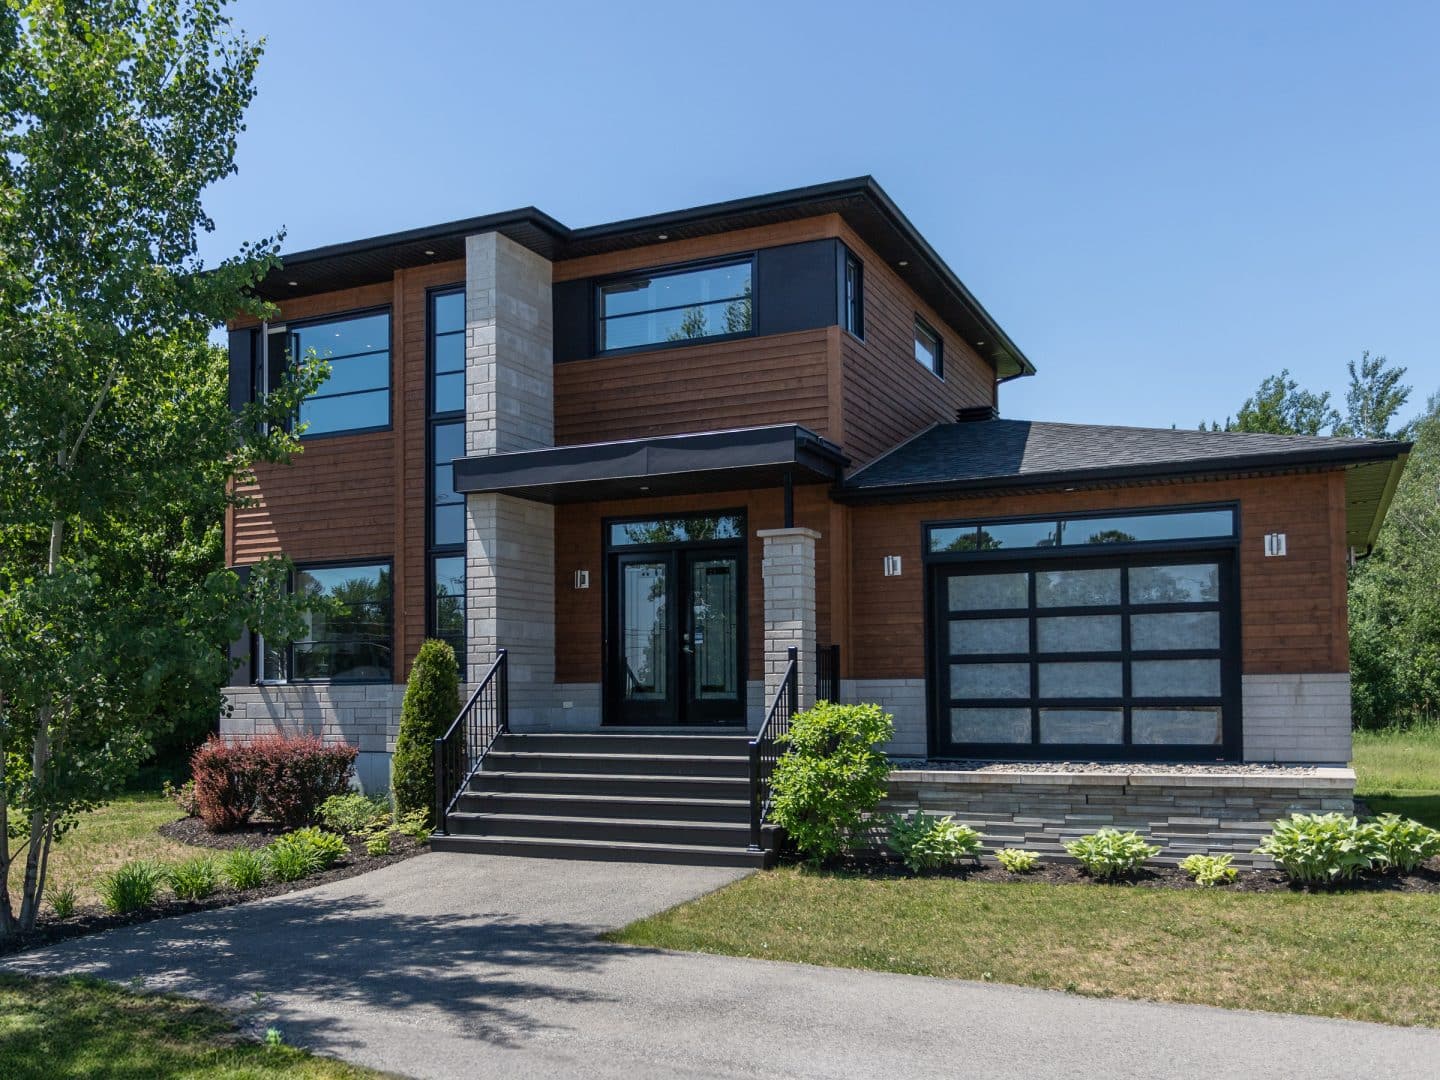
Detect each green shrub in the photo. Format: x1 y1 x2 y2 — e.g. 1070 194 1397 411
166 856 220 901
319 792 390 836
1065 829 1160 880
286 826 348 869
1179 853 1237 887
885 810 982 872
1256 813 1380 884
1366 814 1440 873
397 808 431 843
220 848 268 890
264 836 323 882
49 884 78 919
769 701 893 863
392 639 461 825
996 848 1040 873
100 861 167 914
364 821 392 857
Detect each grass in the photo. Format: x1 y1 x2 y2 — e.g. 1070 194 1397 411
5 792 196 910
1354 723 1440 827
0 973 387 1078
613 866 1440 1027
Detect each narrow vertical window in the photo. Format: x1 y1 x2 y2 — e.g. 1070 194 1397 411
428 287 466 674
914 316 943 377
843 251 864 338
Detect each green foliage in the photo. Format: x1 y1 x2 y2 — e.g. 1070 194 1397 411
1179 853 1238 887
166 857 220 901
397 808 432 843
995 848 1040 873
288 827 348 869
320 792 390 836
48 884 77 919
161 779 199 818
769 702 894 863
99 861 166 914
1256 813 1381 883
885 811 982 872
265 1027 285 1049
263 835 323 882
1367 814 1440 873
391 639 461 823
363 821 393 857
219 848 267 890
1337 352 1411 439
1205 369 1341 435
1065 829 1160 880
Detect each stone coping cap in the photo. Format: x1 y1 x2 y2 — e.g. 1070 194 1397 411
888 767 1356 789
756 527 822 540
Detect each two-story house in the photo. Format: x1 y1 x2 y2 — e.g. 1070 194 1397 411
223 177 1408 866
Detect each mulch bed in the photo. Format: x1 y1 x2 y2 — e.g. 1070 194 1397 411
820 856 1440 893
0 823 427 959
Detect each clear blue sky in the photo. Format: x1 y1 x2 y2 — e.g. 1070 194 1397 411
201 0 1439 430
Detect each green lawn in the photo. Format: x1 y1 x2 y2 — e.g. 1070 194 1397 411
0 974 388 1079
612 726 1440 1028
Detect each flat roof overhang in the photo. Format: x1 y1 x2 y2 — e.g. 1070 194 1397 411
452 424 848 504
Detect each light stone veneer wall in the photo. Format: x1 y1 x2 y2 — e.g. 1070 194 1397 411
760 528 819 710
1242 673 1352 763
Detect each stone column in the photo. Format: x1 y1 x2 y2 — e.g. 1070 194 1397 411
759 527 820 713
464 232 556 728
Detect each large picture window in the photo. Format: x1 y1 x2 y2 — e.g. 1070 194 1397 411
290 310 391 437
258 561 393 684
597 258 753 352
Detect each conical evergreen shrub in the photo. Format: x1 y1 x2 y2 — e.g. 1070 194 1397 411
392 639 461 824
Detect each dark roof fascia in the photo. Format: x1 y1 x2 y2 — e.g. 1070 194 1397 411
834 441 1413 504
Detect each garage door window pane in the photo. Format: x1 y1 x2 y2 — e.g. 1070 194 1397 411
952 708 1031 743
1130 564 1219 605
1037 615 1120 653
1040 708 1123 744
1131 611 1220 651
948 573 1028 611
1132 708 1222 745
1132 659 1221 697
1035 568 1120 607
950 618 1029 655
1038 661 1122 698
951 663 1030 698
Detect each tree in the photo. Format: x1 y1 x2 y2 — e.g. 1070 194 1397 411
392 639 461 824
0 0 322 935
1336 351 1411 439
1210 370 1341 435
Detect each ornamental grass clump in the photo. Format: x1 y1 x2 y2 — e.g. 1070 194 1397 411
769 702 894 863
220 848 268 890
1065 829 1160 880
1367 814 1440 873
1256 813 1380 884
100 861 167 914
995 848 1040 874
1179 852 1238 887
166 856 220 901
885 810 983 873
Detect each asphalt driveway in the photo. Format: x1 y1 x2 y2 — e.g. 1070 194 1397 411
5 852 1438 1079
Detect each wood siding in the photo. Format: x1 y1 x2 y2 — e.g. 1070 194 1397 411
846 471 1350 681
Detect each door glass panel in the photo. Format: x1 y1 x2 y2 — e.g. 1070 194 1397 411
1040 708 1123 744
621 561 669 702
1038 662 1122 698
948 572 1028 611
1130 611 1220 651
1129 563 1219 605
609 514 744 546
977 520 1059 550
951 708 1031 743
1132 659 1221 697
690 558 739 701
1036 615 1120 653
1133 708 1222 745
950 663 1030 699
949 617 1029 656
1035 568 1120 607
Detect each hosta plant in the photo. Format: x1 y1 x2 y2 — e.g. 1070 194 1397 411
1367 814 1440 873
1255 813 1380 884
167 857 220 901
1065 829 1160 880
287 827 348 869
995 848 1040 874
885 811 983 872
265 837 323 882
1179 853 1237 887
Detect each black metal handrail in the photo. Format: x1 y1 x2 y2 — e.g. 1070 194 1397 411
748 645 798 853
434 648 508 835
816 642 840 704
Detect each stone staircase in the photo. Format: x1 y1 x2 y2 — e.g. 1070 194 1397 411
430 733 775 867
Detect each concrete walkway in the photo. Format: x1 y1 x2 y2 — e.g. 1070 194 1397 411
5 852 1437 1079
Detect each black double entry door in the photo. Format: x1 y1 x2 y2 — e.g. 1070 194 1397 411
604 513 747 726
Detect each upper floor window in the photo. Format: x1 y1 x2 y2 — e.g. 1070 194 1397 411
913 316 943 378
293 310 392 437
597 258 753 353
843 250 864 337
430 290 465 414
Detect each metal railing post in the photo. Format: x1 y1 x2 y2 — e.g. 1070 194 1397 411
787 645 799 716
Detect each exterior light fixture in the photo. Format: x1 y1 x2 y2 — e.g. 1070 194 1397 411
1264 532 1288 557
657 233 669 240
423 249 435 256
897 260 909 267
287 280 298 286
573 569 590 590
883 555 902 577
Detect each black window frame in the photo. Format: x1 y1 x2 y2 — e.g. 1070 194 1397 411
277 305 394 441
842 247 864 339
922 503 1243 762
255 557 395 685
913 315 943 379
593 254 756 358
426 285 467 676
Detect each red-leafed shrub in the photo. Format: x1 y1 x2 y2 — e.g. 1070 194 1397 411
190 738 263 832
250 735 357 829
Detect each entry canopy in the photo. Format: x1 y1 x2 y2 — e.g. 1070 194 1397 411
452 424 848 504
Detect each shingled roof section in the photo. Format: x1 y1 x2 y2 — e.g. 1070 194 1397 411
838 418 1411 549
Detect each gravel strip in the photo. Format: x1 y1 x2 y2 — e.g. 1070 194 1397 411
890 759 1323 776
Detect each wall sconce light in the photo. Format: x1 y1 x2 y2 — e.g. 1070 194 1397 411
883 555 902 577
573 569 590 589
1264 533 1287 558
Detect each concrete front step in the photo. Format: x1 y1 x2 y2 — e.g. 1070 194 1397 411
470 770 751 800
492 732 752 758
430 832 771 868
446 811 755 847
454 790 750 824
481 751 749 779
